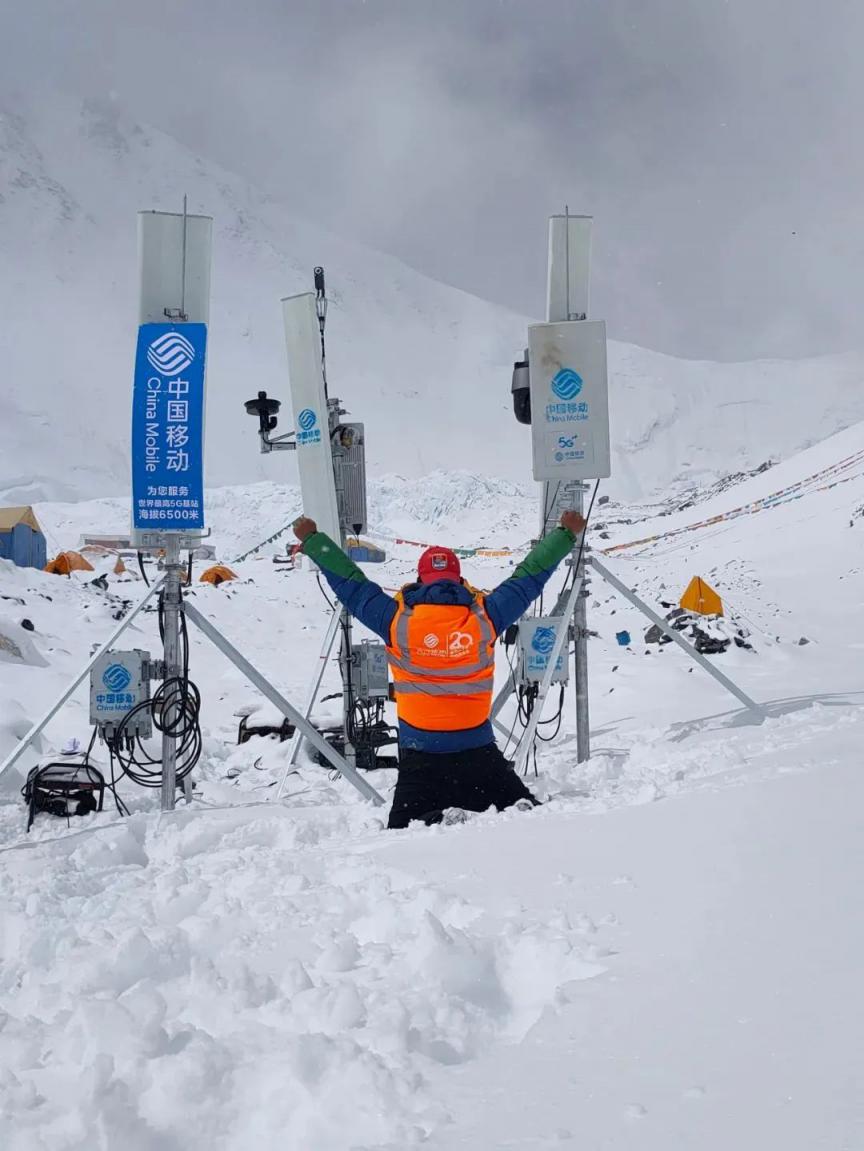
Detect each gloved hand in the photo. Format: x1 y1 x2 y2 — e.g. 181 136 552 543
292 516 317 542
560 510 587 536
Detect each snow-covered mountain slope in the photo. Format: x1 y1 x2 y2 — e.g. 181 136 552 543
1 410 863 1148
3 95 864 509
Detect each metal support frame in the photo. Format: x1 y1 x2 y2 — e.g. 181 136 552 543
491 551 764 763
545 207 593 764
137 200 213 809
0 577 166 785
339 609 358 772
183 601 385 805
276 607 341 798
589 557 764 716
512 577 584 776
160 537 183 811
572 518 591 763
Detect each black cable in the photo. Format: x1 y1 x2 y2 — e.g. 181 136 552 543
526 481 602 770
535 684 566 741
106 744 131 817
315 571 358 751
110 586 201 791
573 480 601 581
83 725 98 765
316 572 336 612
137 551 150 587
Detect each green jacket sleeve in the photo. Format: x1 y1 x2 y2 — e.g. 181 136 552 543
300 531 399 643
511 526 575 580
301 531 366 583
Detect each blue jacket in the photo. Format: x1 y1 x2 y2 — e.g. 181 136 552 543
302 528 574 753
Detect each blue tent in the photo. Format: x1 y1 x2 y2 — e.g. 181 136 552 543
346 538 386 564
0 507 47 570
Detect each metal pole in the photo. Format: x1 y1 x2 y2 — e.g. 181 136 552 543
183 601 385 805
513 577 583 776
589 557 764 716
548 208 591 763
0 576 166 784
340 609 358 772
160 536 183 811
180 194 188 320
276 607 341 798
573 514 591 762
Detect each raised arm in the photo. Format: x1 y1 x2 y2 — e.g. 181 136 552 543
484 511 586 636
294 517 399 643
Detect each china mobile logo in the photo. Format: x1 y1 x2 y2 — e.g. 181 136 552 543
551 368 583 401
298 409 318 431
102 663 132 691
423 633 440 648
147 332 196 376
531 626 556 654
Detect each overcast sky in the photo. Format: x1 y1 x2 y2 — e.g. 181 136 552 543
4 0 864 360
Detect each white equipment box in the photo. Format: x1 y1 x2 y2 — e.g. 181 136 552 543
528 319 611 482
518 617 570 685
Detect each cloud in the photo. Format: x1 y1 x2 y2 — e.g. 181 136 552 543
2 0 863 359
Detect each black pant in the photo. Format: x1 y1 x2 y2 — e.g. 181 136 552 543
388 742 538 829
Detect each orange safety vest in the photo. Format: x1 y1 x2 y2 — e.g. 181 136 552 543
386 590 497 731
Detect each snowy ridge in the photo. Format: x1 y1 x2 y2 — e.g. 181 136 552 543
3 97 864 508
603 420 864 554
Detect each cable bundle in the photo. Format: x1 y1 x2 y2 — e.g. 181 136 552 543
106 587 202 791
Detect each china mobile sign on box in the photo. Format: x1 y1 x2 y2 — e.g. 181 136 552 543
528 320 611 482
517 617 569 684
131 323 207 532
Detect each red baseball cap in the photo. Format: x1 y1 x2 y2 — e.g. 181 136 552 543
417 546 462 584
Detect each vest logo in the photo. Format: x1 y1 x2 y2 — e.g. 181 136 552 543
448 631 474 654
423 633 440 648
147 331 196 376
531 626 557 655
102 663 132 692
551 368 583 401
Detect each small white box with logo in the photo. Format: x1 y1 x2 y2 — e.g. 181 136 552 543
517 617 570 685
528 319 611 482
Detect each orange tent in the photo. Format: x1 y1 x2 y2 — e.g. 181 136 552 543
199 564 238 587
113 556 127 575
679 576 723 617
44 551 95 576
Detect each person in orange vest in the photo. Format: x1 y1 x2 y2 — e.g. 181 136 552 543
293 510 586 828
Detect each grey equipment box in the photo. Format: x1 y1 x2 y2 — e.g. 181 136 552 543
352 640 389 699
89 649 153 738
335 422 368 535
517 617 570 685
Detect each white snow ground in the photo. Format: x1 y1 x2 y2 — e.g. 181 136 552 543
1 411 863 1148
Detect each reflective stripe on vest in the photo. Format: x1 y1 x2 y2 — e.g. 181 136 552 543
393 678 495 696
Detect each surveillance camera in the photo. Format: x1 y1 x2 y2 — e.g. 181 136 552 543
244 390 282 434
512 352 531 425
